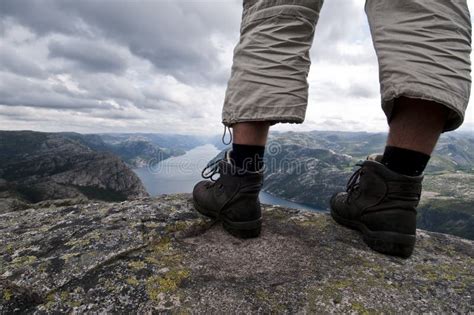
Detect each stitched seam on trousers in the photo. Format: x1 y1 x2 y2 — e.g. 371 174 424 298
244 0 321 15
383 83 469 109
222 116 304 126
242 5 318 29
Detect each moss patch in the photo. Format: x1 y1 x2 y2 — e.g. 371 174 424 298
351 301 372 314
296 215 330 230
254 288 286 312
415 263 472 284
165 221 190 233
126 277 140 286
2 289 13 301
11 255 37 268
128 260 146 270
6 244 14 255
142 236 191 303
146 268 190 301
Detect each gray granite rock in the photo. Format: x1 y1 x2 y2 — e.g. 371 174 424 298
1 194 472 313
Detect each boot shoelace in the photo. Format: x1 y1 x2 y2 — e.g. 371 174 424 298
346 163 364 193
201 159 221 182
199 126 232 184
199 157 226 227
201 159 226 192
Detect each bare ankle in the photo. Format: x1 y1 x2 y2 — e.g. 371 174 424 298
232 122 271 146
386 97 448 155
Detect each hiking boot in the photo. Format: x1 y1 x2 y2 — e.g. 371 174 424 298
330 155 422 258
193 151 263 238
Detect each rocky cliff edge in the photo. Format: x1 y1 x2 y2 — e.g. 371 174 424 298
1 194 472 313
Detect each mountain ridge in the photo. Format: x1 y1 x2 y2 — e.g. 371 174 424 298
1 129 472 239
0 131 148 212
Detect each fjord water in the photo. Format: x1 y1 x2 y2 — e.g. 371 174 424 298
133 144 321 212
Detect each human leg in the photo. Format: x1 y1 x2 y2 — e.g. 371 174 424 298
381 97 447 177
194 0 324 238
331 0 471 257
230 122 269 172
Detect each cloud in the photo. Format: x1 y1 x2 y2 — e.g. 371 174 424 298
0 0 472 135
0 0 242 84
312 0 373 62
48 38 128 74
0 0 86 36
0 44 46 78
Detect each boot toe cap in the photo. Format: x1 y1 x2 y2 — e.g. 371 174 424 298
192 180 210 202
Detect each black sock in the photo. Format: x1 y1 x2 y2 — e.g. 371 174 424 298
230 143 265 172
381 146 430 176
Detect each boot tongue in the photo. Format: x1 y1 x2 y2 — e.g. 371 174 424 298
219 158 247 177
364 153 424 180
218 158 234 175
219 157 264 179
203 149 229 171
367 153 383 162
224 149 233 164
219 149 238 175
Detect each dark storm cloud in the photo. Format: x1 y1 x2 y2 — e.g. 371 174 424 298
0 0 241 120
0 0 241 84
0 0 422 133
48 38 128 74
67 0 241 84
0 0 369 89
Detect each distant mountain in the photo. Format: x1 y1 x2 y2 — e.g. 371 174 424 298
418 172 474 239
99 133 204 150
2 129 472 239
0 131 148 213
60 133 188 168
298 130 474 171
262 131 474 239
263 136 353 208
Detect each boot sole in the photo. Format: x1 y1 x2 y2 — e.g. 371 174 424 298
193 200 261 239
330 209 415 258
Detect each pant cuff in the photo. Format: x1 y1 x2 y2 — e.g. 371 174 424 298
382 83 468 132
222 103 306 126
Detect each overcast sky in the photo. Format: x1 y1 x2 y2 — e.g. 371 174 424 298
0 0 473 135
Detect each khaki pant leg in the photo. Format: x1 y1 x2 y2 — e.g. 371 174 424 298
366 0 472 131
222 0 324 126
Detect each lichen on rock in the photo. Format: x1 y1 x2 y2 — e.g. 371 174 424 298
0 194 473 313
